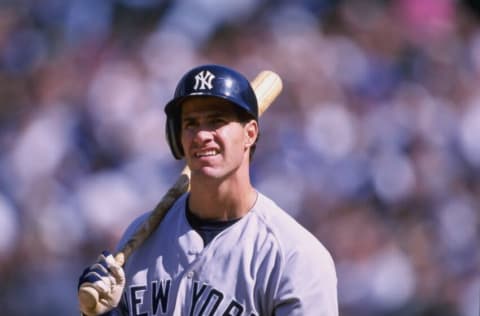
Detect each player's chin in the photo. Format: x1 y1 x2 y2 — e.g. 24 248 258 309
192 167 226 181
187 157 214 171
193 157 227 173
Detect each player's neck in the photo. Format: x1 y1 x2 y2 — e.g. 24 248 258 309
188 175 257 221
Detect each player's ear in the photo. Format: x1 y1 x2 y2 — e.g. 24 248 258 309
244 120 258 149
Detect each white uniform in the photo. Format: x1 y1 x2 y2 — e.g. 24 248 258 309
113 192 338 316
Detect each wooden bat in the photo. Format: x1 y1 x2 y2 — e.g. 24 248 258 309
78 70 283 313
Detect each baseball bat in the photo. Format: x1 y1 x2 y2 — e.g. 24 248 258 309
78 70 283 313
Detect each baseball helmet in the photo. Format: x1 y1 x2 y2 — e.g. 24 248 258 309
164 64 258 159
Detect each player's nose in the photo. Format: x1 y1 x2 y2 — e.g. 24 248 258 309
192 126 215 144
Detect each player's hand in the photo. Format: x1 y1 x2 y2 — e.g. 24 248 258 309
78 251 125 316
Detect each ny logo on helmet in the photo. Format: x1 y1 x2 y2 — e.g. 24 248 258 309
194 70 215 90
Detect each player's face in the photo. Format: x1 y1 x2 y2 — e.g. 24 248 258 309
180 97 258 180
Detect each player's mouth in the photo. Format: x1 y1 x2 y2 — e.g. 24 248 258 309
194 149 219 158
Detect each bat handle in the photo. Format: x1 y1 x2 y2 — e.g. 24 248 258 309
78 252 125 314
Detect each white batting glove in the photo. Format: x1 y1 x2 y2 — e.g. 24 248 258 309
78 251 125 316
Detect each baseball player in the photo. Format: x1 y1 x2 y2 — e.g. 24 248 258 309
78 64 338 316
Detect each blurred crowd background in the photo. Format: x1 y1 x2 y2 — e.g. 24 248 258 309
0 0 479 315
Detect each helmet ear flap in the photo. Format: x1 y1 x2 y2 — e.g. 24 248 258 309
166 114 183 160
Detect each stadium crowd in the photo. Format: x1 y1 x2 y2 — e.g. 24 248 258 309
0 0 478 315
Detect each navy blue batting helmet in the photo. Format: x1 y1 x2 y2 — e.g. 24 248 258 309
164 64 258 159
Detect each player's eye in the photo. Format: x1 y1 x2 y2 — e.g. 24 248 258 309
210 118 226 125
208 114 230 127
182 119 197 130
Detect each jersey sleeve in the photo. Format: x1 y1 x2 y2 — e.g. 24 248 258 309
273 243 338 316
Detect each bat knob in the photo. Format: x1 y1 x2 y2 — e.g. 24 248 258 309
78 285 99 314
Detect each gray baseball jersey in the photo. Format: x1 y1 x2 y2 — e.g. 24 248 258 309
113 192 338 315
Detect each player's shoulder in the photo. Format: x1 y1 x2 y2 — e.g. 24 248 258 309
115 193 188 251
251 192 315 242
250 192 333 262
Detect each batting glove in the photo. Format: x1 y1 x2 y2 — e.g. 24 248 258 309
78 251 125 316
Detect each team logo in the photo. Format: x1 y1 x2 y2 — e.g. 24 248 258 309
194 70 215 90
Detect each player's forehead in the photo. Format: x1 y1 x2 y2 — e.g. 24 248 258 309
180 96 237 118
